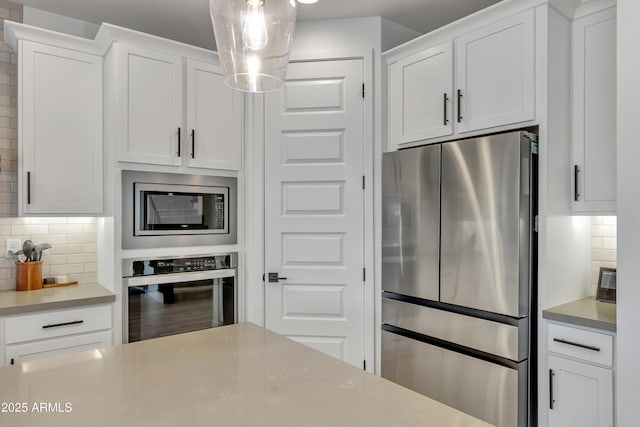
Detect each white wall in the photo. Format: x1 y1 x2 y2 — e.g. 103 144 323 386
381 18 421 52
616 1 640 425
290 17 382 60
23 6 99 39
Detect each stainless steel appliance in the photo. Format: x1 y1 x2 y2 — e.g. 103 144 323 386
122 171 237 249
123 253 237 343
381 130 537 427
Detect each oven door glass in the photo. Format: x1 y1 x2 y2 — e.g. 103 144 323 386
128 277 235 343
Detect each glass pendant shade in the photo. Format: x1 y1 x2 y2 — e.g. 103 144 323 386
210 0 297 93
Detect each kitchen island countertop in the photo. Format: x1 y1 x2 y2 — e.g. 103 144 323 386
0 283 115 315
0 322 491 427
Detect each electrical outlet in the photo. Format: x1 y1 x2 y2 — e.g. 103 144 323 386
5 239 21 259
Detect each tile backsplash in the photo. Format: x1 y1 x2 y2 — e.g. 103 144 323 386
0 0 21 216
591 216 617 295
0 217 97 291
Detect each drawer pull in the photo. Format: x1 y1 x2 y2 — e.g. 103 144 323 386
42 320 84 329
553 337 600 352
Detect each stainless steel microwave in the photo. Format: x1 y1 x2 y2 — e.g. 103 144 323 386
122 171 237 249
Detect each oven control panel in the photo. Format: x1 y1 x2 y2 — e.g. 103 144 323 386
123 253 237 277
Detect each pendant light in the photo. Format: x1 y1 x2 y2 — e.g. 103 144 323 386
210 0 297 93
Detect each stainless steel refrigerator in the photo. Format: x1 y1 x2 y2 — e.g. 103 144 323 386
381 130 537 427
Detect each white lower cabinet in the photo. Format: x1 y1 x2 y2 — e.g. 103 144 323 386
548 355 613 427
547 323 614 427
2 304 113 366
6 331 112 365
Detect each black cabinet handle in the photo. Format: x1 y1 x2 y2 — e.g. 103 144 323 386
191 129 195 159
443 93 449 125
574 165 580 201
553 337 600 352
177 127 181 157
42 320 84 329
457 89 463 123
549 369 555 409
27 171 31 204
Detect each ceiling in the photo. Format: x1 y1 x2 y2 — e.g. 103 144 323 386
12 0 502 50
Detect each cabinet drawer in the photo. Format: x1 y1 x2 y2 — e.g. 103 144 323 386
548 323 613 367
6 330 112 365
4 305 112 344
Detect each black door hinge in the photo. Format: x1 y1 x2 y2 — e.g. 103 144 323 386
363 268 366 281
362 175 365 190
363 360 366 370
262 273 265 282
10 358 14 365
362 83 365 98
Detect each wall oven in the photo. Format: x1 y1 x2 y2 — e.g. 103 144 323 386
122 171 237 249
123 253 237 343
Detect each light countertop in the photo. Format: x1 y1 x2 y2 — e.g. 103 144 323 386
0 323 491 427
0 283 115 315
543 296 616 332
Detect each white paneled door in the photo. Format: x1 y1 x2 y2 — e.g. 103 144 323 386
264 59 365 368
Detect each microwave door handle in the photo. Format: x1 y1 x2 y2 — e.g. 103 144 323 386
124 269 236 287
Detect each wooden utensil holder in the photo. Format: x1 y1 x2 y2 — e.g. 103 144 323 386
16 261 43 291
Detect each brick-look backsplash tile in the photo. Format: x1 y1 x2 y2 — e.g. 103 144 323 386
591 216 617 294
0 217 98 291
0 0 20 216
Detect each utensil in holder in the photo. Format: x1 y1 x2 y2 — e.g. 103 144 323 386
16 261 43 291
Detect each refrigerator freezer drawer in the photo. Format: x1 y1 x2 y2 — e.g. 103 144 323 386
382 329 527 427
382 297 528 361
382 145 440 301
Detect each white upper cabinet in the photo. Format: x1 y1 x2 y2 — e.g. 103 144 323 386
571 4 617 214
20 41 103 215
118 44 182 166
454 9 535 133
389 41 453 143
185 60 242 171
385 8 536 149
114 44 242 172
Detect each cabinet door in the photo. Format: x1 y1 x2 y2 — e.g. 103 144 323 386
454 10 535 133
20 41 103 214
185 59 242 170
571 7 616 214
118 44 182 166
5 331 112 366
548 355 613 427
389 41 453 145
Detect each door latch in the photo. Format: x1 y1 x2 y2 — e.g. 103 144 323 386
268 273 288 283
